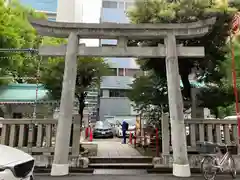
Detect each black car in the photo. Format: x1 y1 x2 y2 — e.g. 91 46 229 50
93 121 114 138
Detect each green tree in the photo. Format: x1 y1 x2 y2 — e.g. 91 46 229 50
127 0 239 106
197 85 235 117
221 37 240 87
210 34 240 117
40 56 110 125
0 0 44 75
127 71 193 121
127 72 168 112
127 72 170 127
0 0 49 84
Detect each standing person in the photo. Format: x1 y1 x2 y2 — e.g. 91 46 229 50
122 120 128 144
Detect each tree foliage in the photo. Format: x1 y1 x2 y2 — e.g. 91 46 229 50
206 35 240 117
0 0 110 124
127 72 168 111
126 0 240 118
127 0 239 101
40 56 110 123
0 0 46 83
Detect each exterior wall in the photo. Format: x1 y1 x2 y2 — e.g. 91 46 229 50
100 2 139 69
79 0 102 47
99 87 138 121
20 0 57 12
99 0 139 121
105 115 137 125
99 97 133 121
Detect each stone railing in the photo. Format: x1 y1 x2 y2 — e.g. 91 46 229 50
0 116 84 156
1 117 238 158
161 117 239 155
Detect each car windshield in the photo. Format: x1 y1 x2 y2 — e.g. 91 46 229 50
116 120 135 126
125 120 135 126
95 121 111 129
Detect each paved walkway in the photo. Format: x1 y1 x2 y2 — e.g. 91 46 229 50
93 138 141 157
35 174 238 180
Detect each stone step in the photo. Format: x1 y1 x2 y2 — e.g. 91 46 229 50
89 163 154 169
93 169 148 174
89 156 153 164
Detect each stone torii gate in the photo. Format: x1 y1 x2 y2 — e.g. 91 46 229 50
31 18 215 177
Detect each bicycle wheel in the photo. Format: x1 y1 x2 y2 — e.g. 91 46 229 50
228 156 236 179
201 156 218 180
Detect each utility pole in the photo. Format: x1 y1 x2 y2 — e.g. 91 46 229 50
164 34 190 177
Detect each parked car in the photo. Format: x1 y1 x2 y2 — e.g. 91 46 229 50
0 144 35 180
115 120 136 138
93 121 114 138
224 115 238 120
0 117 3 134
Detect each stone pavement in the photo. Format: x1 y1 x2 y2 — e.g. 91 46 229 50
35 174 239 180
93 169 147 174
94 138 141 157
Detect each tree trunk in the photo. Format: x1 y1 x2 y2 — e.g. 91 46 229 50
76 92 87 128
75 92 87 152
212 108 219 118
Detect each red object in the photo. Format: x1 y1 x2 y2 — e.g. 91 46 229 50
134 129 137 147
230 36 240 143
89 127 93 142
230 12 240 143
232 12 240 34
156 128 159 157
129 132 132 144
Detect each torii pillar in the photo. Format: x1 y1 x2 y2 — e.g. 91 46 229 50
165 34 190 176
50 0 81 176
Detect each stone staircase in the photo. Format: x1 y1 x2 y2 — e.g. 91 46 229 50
88 156 154 169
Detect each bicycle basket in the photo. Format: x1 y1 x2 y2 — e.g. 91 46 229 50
196 142 217 154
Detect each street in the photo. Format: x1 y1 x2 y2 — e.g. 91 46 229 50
35 174 239 180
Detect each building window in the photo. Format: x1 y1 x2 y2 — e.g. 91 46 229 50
48 18 56 21
102 1 118 8
100 89 110 97
125 69 142 77
118 68 125 76
102 44 116 47
125 2 134 9
109 68 117 76
119 2 124 8
109 89 128 97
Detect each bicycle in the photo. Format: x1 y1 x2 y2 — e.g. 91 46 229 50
197 141 236 180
